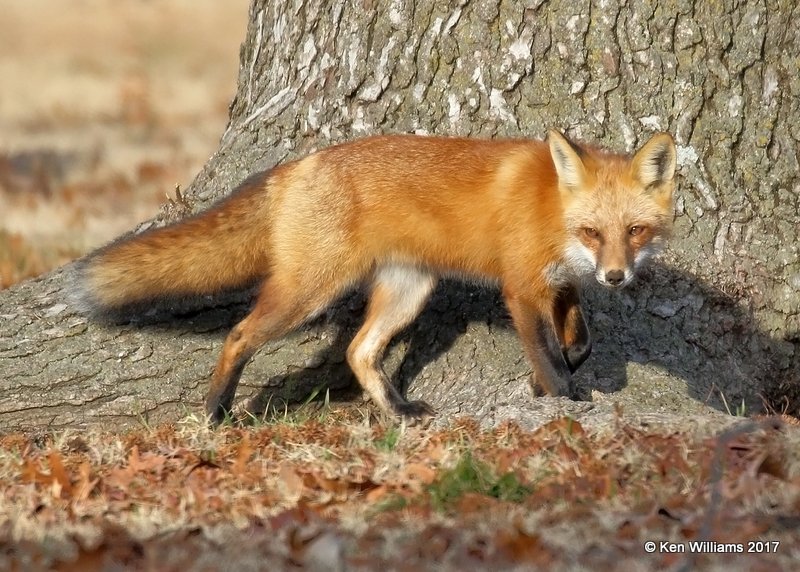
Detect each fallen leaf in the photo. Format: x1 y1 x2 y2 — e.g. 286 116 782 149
401 463 437 489
231 434 253 476
127 445 166 474
74 461 99 502
280 464 305 503
48 451 73 498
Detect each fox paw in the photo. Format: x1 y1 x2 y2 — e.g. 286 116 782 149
392 399 435 426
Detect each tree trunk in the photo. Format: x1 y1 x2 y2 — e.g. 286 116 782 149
1 0 798 432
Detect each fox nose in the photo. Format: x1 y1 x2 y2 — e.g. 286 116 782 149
605 270 625 286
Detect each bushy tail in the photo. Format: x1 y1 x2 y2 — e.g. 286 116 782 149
69 176 271 317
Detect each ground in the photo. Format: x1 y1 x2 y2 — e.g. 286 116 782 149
1 2 799 570
1 412 799 570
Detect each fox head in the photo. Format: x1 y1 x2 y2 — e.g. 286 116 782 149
548 130 677 289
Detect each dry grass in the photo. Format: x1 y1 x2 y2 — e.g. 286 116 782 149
0 0 249 288
0 414 798 570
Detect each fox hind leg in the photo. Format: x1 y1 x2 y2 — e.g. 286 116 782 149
206 276 344 423
347 264 437 423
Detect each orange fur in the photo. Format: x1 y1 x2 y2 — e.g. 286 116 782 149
71 132 677 423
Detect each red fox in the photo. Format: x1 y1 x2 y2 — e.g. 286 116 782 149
71 131 677 423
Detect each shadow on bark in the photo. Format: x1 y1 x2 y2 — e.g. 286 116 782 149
111 261 798 421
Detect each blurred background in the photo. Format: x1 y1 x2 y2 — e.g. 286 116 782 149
0 0 249 288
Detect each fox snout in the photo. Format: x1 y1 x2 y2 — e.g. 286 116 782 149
595 263 640 288
566 226 636 289
600 268 629 288
567 225 657 289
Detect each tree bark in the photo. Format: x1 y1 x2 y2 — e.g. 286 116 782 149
1 0 798 432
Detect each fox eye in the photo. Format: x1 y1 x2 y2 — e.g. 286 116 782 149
629 225 645 236
583 227 600 239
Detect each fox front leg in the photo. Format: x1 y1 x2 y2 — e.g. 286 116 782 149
553 283 592 373
504 290 574 398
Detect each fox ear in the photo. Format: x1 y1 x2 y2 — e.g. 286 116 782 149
632 132 676 188
548 129 587 191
